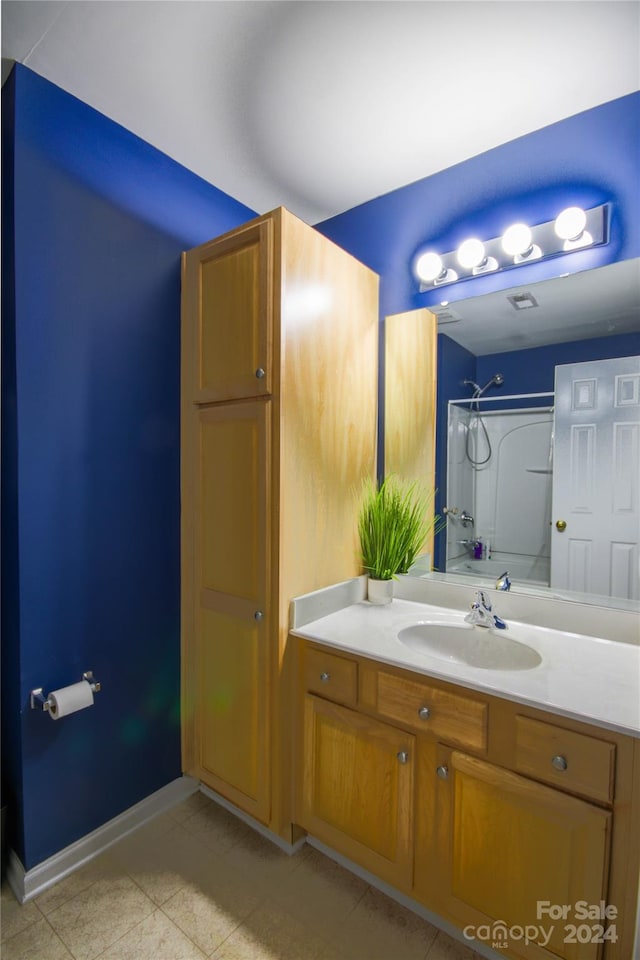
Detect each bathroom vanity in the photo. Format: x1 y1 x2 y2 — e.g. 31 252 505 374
290 580 640 960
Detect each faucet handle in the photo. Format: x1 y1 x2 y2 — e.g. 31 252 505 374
478 590 491 611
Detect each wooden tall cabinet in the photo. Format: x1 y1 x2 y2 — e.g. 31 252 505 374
181 208 378 837
384 308 437 564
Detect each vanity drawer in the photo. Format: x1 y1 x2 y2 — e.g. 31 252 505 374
304 647 358 706
514 716 616 804
369 670 487 752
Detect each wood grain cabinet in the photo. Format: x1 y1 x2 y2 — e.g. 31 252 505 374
300 694 414 889
181 209 378 837
294 640 640 960
417 743 612 960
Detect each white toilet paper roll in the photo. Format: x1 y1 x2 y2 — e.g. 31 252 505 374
48 680 94 719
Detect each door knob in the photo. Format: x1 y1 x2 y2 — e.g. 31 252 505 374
418 706 431 720
254 610 264 621
255 368 266 379
397 751 409 765
436 765 449 780
555 520 567 532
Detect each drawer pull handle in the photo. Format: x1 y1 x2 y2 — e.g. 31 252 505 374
397 751 409 765
320 672 330 683
552 755 568 772
418 706 431 720
255 367 266 379
436 765 449 780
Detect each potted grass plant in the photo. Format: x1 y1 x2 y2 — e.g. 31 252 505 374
358 476 444 604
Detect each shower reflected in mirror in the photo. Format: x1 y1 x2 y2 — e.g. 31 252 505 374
462 373 505 466
446 389 554 587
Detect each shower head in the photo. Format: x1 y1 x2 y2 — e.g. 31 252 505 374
476 373 505 397
464 374 504 398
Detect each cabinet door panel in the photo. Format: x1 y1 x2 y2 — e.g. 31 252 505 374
199 608 265 803
199 402 269 602
184 219 273 403
427 750 611 960
300 695 414 889
193 399 271 822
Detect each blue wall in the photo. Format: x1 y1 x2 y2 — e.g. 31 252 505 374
476 332 640 397
1 65 257 869
316 92 640 570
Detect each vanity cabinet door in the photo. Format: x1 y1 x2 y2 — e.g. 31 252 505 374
299 694 414 890
417 745 612 960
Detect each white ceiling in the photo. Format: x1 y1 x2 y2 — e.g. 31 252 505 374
2 1 639 225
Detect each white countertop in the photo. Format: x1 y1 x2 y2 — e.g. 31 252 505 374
291 596 640 737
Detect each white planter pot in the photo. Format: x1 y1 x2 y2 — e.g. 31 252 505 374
367 578 393 605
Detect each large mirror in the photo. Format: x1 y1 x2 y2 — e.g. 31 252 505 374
409 257 640 609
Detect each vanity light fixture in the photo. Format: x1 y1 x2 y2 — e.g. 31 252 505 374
415 251 458 285
501 223 542 263
457 238 499 275
554 206 593 250
414 203 608 291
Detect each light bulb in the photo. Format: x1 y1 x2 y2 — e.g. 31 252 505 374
457 238 486 269
415 251 444 283
502 223 533 256
555 207 587 241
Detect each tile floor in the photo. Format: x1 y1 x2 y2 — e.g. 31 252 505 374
1 792 484 960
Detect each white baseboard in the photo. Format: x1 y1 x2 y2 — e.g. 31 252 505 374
7 775 199 904
199 784 305 856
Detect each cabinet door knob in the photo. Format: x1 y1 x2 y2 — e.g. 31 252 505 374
436 765 449 780
319 672 330 683
255 367 266 379
552 755 568 771
418 706 431 720
397 751 409 765
254 610 264 622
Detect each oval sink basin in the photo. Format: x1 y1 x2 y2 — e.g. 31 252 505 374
398 621 542 671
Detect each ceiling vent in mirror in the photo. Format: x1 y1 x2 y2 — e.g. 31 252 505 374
434 306 463 324
507 293 539 310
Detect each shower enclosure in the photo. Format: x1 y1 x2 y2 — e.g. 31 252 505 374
445 393 554 586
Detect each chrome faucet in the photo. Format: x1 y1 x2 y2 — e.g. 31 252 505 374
495 571 511 591
464 590 508 630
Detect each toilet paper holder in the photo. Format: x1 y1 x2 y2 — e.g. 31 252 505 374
30 671 101 712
